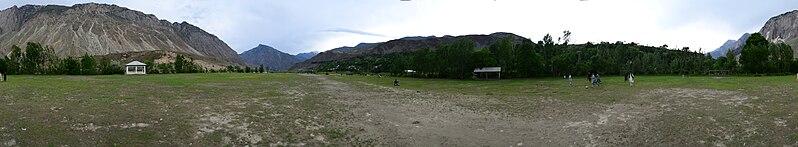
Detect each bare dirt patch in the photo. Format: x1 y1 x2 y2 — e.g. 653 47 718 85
314 75 798 146
310 74 595 146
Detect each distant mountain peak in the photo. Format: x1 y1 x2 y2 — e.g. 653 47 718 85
709 33 751 58
239 44 301 71
295 51 319 61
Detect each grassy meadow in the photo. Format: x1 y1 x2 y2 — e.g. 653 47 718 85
0 73 796 146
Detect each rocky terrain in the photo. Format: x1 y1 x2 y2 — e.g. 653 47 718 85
710 33 750 58
758 10 798 57
290 32 525 71
710 40 736 58
238 44 301 71
0 3 245 67
294 51 319 61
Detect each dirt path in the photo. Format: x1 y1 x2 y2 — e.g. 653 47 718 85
308 74 599 146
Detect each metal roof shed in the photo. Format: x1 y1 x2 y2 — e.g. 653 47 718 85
474 67 501 79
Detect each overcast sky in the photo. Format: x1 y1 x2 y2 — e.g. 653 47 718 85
1 0 797 54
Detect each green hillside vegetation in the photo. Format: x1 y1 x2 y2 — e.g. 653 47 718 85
317 32 798 79
0 42 266 75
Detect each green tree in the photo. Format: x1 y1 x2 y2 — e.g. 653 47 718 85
80 53 96 75
97 58 119 75
436 38 475 79
157 63 174 74
770 43 793 73
8 45 23 74
259 65 265 73
412 48 434 77
489 37 514 70
472 48 497 68
740 33 771 73
514 38 544 77
714 56 728 70
724 50 738 71
174 55 185 73
61 57 81 75
22 42 44 74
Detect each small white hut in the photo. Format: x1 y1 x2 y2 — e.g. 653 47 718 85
125 61 147 75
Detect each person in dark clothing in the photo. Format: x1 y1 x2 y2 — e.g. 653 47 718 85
0 59 7 82
624 72 629 81
393 79 400 86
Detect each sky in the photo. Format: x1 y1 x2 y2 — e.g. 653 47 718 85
1 0 797 54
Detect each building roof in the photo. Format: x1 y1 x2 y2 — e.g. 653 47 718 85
474 67 501 73
126 61 147 66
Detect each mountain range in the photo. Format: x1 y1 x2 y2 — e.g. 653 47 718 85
238 44 317 71
295 51 319 61
712 10 798 59
290 32 525 71
0 3 245 68
709 33 750 59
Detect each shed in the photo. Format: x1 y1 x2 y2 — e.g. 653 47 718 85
474 67 501 79
125 61 147 75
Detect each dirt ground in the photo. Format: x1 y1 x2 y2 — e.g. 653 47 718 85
0 74 796 146
306 74 797 146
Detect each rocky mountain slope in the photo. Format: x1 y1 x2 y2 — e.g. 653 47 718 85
709 40 735 58
0 3 245 67
290 32 525 71
759 10 798 58
294 51 319 61
238 44 301 71
710 33 750 58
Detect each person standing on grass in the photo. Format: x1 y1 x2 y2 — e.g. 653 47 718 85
595 73 602 87
624 72 630 81
0 58 7 82
568 74 573 87
629 73 636 86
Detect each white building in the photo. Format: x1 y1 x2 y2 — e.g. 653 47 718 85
125 61 147 75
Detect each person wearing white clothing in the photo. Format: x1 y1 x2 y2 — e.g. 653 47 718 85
568 74 572 87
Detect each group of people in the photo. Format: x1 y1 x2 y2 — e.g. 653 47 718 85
566 72 635 88
588 72 602 87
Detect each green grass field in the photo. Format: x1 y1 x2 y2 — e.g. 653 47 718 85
0 73 796 146
0 73 362 146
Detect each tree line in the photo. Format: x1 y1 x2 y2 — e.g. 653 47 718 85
0 42 124 75
0 42 268 75
738 33 795 74
317 32 798 79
